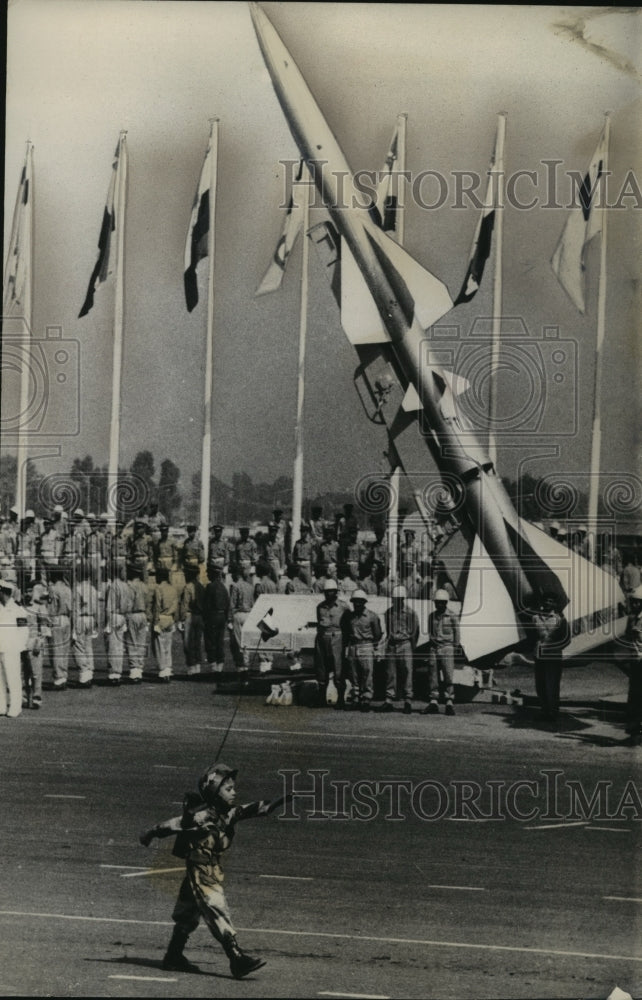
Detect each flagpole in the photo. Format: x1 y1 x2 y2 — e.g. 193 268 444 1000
108 132 128 520
388 113 406 582
488 112 506 470
15 141 34 518
199 119 219 557
587 112 610 558
290 169 310 550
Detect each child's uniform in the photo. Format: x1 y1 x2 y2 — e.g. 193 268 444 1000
140 764 289 979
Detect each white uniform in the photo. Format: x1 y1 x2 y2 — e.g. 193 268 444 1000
0 597 29 717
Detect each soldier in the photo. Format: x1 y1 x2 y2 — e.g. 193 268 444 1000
48 568 73 691
228 562 255 669
284 561 310 595
39 518 59 580
138 762 291 979
151 566 179 681
359 560 382 597
234 527 258 573
180 524 205 577
202 564 230 675
291 524 315 586
423 589 461 716
128 520 153 583
271 508 290 558
259 522 285 584
179 565 205 677
623 585 642 746
317 526 339 577
22 578 48 710
72 567 98 689
0 578 29 717
366 525 388 578
145 501 167 534
377 584 419 715
342 589 382 712
312 561 339 595
314 578 348 707
339 525 362 580
104 562 133 686
105 519 127 579
16 511 38 597
337 503 358 544
207 524 230 576
154 523 176 576
125 563 151 683
530 593 571 724
308 506 325 546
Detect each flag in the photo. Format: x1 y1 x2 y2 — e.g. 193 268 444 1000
374 122 401 233
257 607 279 641
454 127 500 306
184 124 217 312
255 160 305 296
3 143 33 317
551 127 607 313
79 134 127 318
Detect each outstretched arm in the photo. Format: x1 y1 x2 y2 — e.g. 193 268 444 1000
139 813 183 847
230 794 294 824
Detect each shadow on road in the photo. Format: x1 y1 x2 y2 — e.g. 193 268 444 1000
84 954 229 979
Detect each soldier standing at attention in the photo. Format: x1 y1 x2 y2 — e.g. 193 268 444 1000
104 563 133 686
179 565 205 678
48 568 73 691
314 578 348 707
202 564 231 677
424 588 461 716
378 584 419 715
125 563 151 683
342 589 382 712
151 566 179 682
228 562 255 670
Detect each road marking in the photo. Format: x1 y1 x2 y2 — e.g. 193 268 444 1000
153 765 181 769
108 975 178 983
100 864 148 871
260 875 314 881
587 827 630 833
427 885 485 892
525 822 588 830
45 794 86 800
319 993 389 999
1 910 641 963
201 725 459 743
604 896 642 903
120 867 185 878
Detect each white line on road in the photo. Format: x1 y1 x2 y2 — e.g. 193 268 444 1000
1 910 641 963
153 765 181 769
120 867 185 878
260 875 314 881
200 725 459 743
587 827 630 833
604 896 642 903
319 993 389 999
525 822 588 830
100 865 148 871
108 975 178 983
427 885 485 892
45 794 86 799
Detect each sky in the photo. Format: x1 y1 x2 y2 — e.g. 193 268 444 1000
3 1 641 515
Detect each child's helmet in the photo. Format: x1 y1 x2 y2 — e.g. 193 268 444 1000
198 763 238 804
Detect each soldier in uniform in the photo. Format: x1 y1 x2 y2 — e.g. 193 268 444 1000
207 524 230 576
317 526 339 577
125 563 151 683
291 524 315 586
180 524 205 577
342 589 382 712
314 578 348 707
0 578 29 717
104 563 133 686
378 584 419 715
308 506 325 546
139 762 291 979
259 522 285 584
228 562 255 669
623 585 642 745
72 568 98 688
234 527 258 574
128 520 153 583
179 565 205 677
151 566 179 681
48 568 73 691
424 589 461 716
202 564 230 675
530 592 571 723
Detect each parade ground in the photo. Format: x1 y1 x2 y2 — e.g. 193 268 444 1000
1 641 641 1000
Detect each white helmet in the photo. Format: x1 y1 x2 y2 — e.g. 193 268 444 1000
351 589 368 602
323 578 338 591
392 584 407 599
434 588 450 602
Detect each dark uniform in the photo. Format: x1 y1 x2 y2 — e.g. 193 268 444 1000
531 600 571 722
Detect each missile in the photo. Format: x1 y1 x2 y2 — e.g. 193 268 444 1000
250 4 621 662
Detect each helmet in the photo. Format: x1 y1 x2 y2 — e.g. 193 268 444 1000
631 585 642 602
351 589 368 602
198 763 238 804
550 520 560 531
25 509 35 519
434 588 450 602
323 578 338 591
392 584 407 599
578 524 587 534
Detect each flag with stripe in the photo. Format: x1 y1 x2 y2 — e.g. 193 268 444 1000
184 125 216 312
454 128 500 306
551 127 607 314
3 143 34 317
255 160 305 296
79 134 127 318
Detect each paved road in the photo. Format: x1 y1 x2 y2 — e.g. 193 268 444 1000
1 646 641 998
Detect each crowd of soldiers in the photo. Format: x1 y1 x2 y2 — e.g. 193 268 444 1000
0 500 464 718
0 499 639 736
